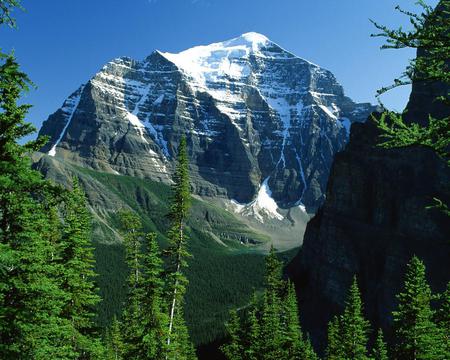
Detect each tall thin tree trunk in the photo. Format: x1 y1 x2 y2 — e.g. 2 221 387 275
167 221 183 353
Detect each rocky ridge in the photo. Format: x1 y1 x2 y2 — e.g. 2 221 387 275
288 59 450 345
38 32 377 219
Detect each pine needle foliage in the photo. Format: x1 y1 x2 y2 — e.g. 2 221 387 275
371 1 450 214
164 136 196 359
393 256 446 359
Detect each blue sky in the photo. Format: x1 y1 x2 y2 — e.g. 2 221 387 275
1 0 439 135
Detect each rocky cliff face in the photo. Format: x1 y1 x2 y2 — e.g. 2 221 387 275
289 65 450 345
38 32 376 215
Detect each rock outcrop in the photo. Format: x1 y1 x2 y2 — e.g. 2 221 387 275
289 56 450 346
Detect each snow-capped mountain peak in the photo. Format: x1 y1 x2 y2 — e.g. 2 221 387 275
38 33 377 213
158 32 288 85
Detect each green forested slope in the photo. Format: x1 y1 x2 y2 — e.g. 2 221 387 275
33 154 298 345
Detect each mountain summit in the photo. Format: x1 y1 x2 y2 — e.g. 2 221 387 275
38 33 376 217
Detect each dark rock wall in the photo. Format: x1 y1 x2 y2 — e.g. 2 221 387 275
289 57 450 345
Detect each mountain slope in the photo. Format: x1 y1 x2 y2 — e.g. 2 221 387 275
38 32 377 216
33 153 298 345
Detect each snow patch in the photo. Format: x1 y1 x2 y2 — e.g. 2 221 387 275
126 111 149 144
318 104 337 120
230 177 284 222
48 86 84 157
340 117 351 137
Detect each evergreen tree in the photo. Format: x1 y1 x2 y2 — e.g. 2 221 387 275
260 290 283 360
116 213 168 360
283 281 304 359
371 1 450 214
0 0 22 27
265 245 283 294
141 232 168 360
393 256 445 359
325 316 342 360
221 309 243 360
259 246 284 360
340 277 370 360
244 295 261 360
60 177 103 357
0 50 78 358
435 282 450 358
105 316 124 360
118 210 146 359
164 136 196 358
0 4 104 358
371 329 388 360
303 334 319 360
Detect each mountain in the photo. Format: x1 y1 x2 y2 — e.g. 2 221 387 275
288 53 450 348
38 32 376 218
34 33 377 347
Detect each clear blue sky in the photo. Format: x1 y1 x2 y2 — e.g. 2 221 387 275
1 0 439 136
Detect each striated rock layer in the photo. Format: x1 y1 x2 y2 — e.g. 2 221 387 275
38 32 376 213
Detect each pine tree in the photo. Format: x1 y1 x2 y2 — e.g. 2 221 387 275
283 281 304 359
372 1 450 215
0 50 79 358
260 289 284 360
0 0 22 28
259 246 284 360
435 282 450 358
340 277 370 360
141 232 168 360
118 210 146 359
393 256 445 359
244 295 261 360
105 316 125 360
265 245 283 294
325 316 342 360
164 136 196 359
221 309 242 360
371 329 388 360
59 177 103 357
303 334 319 360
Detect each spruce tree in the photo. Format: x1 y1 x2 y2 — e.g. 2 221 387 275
303 334 319 360
105 316 124 360
259 246 284 360
372 1 450 214
435 282 450 358
0 0 22 27
60 177 103 357
340 277 370 360
221 309 242 360
265 245 283 294
371 329 388 360
283 281 304 359
244 295 261 360
0 51 77 358
118 210 146 359
141 232 168 360
393 256 445 359
325 316 342 360
164 136 196 358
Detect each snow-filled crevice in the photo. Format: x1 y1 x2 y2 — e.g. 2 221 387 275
48 85 85 157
